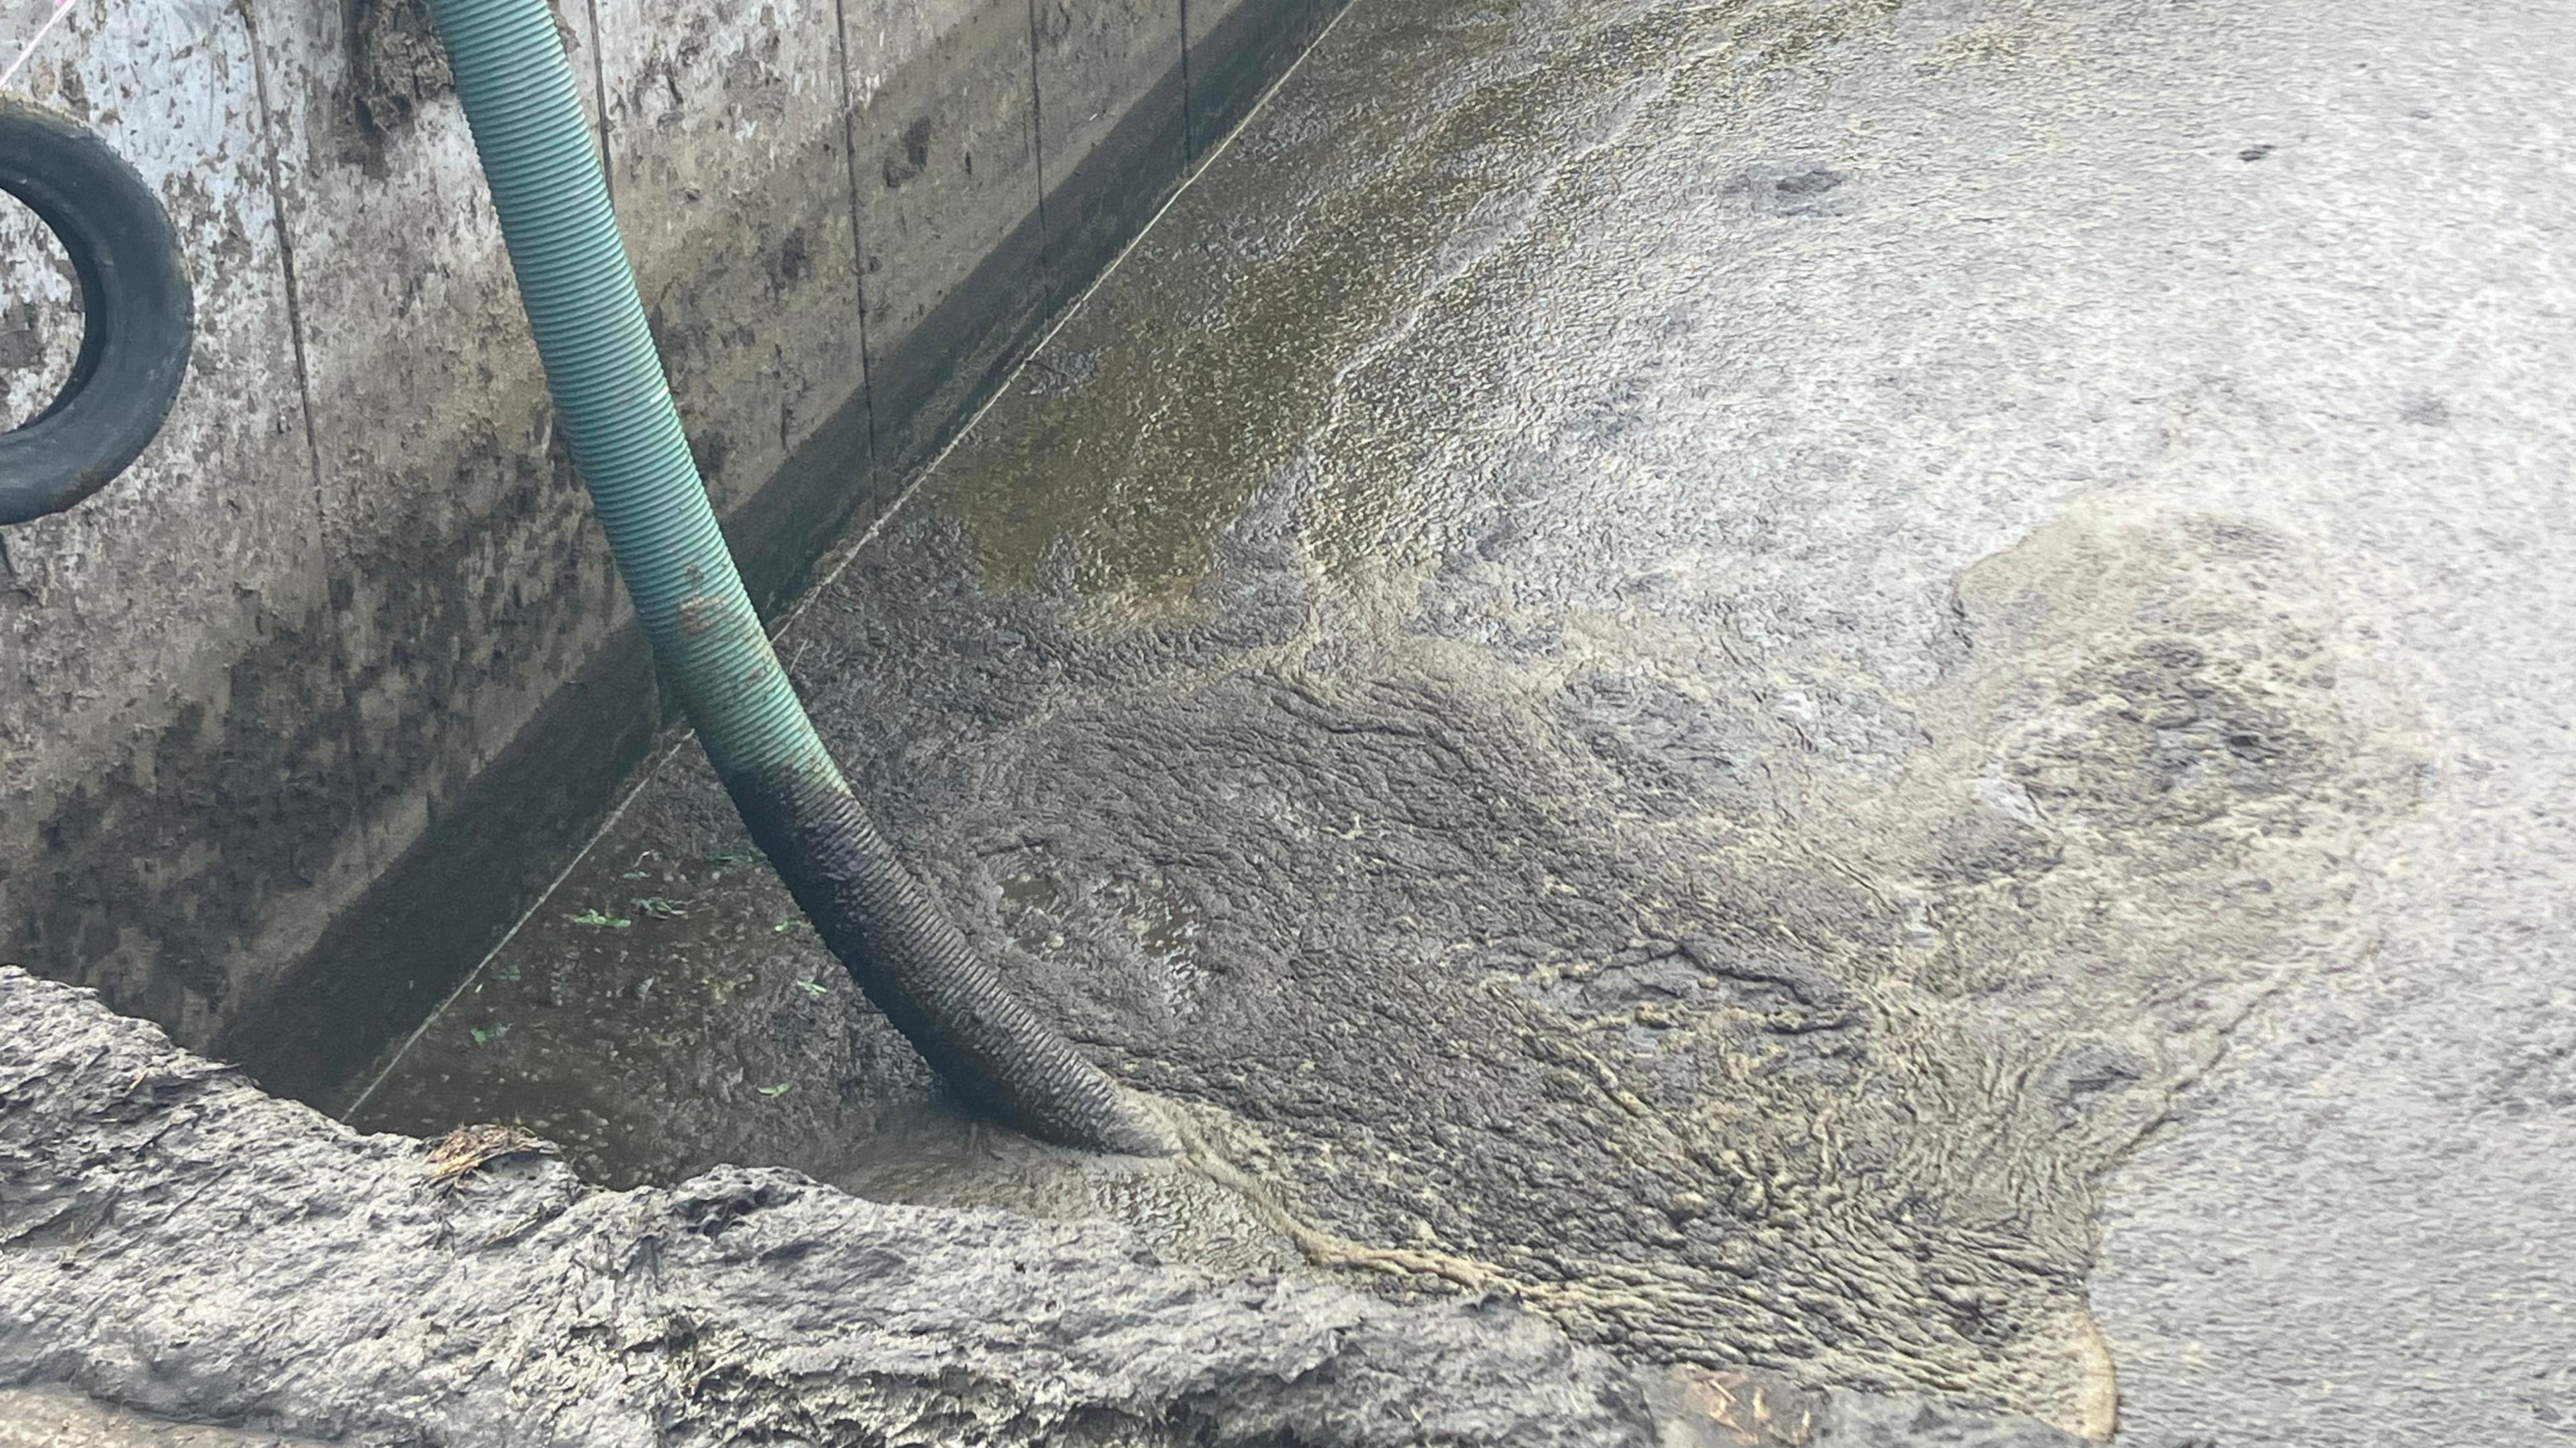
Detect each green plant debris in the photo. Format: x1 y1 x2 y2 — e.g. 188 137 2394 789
795 979 829 997
706 851 749 867
631 896 691 920
773 914 804 933
468 1023 511 1045
755 1082 793 1097
494 962 522 983
568 909 633 929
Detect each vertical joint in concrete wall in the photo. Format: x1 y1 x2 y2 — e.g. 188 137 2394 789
826 0 877 462
233 0 370 895
229 0 331 535
1178 0 1193 164
1023 0 1047 256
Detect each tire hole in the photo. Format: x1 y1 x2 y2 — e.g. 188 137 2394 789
0 188 82 433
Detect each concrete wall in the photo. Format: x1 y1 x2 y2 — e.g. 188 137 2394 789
0 0 1340 1099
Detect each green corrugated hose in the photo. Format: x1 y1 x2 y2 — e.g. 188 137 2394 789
423 0 1171 1155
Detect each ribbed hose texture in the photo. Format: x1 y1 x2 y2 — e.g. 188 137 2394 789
423 0 1169 1156
737 770 1175 1156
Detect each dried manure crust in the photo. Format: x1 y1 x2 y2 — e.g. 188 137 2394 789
1 969 2091 1447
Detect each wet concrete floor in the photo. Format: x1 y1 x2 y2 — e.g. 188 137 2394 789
354 0 2576 1440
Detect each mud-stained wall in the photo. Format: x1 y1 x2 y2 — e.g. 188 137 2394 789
0 0 1340 1097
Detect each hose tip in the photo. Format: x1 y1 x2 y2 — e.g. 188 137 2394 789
1097 1089 1184 1158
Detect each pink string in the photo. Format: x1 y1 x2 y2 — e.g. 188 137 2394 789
1 0 78 94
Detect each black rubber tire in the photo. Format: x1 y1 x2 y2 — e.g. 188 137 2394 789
0 99 193 526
